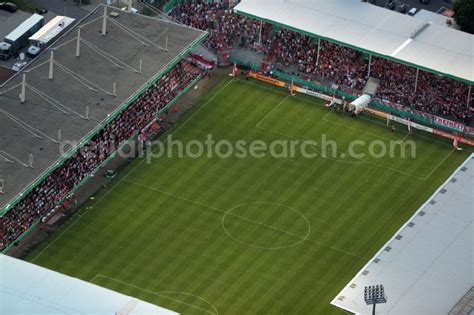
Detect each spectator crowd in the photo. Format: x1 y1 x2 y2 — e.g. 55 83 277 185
170 0 472 123
0 61 202 251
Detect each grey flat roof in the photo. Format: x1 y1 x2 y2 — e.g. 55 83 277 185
414 9 455 28
0 5 206 211
234 0 474 84
332 154 474 314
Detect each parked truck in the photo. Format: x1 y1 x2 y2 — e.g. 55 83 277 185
0 13 44 60
0 41 12 60
27 16 75 58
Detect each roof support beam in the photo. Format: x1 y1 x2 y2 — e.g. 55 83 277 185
468 85 472 108
76 28 81 57
20 73 26 103
316 38 321 65
234 6 473 84
48 50 54 80
415 68 419 93
101 6 107 36
367 54 372 78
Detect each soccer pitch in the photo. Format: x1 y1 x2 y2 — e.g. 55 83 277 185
27 78 470 314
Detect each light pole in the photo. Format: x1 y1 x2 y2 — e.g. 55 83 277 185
364 285 387 315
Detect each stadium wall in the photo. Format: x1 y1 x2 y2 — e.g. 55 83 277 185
1 73 203 254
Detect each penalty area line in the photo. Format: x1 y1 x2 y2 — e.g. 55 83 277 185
255 124 368 165
239 77 471 154
255 95 289 128
91 274 218 315
422 148 455 181
257 123 426 179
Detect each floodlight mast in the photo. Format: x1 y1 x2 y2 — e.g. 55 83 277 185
364 285 387 315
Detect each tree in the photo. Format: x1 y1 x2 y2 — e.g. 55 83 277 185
454 0 474 34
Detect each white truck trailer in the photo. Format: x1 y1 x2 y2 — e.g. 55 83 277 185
27 16 75 58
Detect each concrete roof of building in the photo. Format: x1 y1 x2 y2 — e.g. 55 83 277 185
0 4 206 212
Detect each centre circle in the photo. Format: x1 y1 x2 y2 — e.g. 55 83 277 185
221 202 311 249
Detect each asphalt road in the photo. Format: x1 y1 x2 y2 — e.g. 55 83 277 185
372 0 454 13
30 0 90 19
31 0 455 21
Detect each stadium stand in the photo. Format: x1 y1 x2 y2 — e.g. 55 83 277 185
170 1 256 57
332 154 473 315
0 254 177 314
169 0 472 124
0 5 206 251
0 61 203 250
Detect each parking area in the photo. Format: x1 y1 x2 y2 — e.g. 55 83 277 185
0 10 31 39
0 9 55 78
0 66 15 85
371 0 454 15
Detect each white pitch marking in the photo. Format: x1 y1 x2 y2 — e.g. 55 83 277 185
238 76 467 153
121 79 237 181
92 274 218 315
221 201 311 250
123 179 364 259
30 80 237 262
322 114 393 141
422 149 455 181
255 95 289 128
256 98 434 178
30 149 149 263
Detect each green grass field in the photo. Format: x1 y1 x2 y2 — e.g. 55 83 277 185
26 78 470 314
